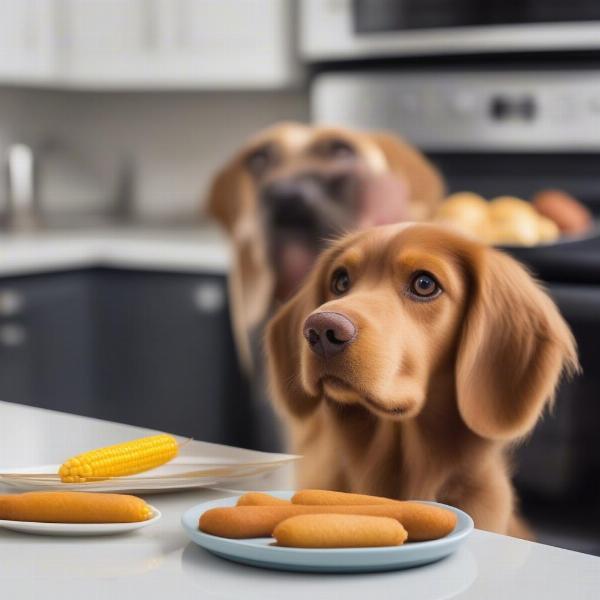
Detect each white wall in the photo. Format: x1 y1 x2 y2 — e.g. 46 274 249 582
0 88 309 220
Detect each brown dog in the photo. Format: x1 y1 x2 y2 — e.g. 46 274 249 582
266 223 578 535
206 122 444 370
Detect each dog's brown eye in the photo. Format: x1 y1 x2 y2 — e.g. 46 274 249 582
315 138 355 160
327 139 355 159
246 145 275 177
409 272 441 299
331 268 351 295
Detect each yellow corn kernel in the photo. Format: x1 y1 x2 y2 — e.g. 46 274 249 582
58 434 178 483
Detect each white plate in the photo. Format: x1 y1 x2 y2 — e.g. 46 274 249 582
0 465 220 493
0 446 299 493
0 505 161 536
181 492 474 573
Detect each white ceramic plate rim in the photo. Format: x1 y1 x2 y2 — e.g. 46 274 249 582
187 499 472 554
0 505 161 535
0 460 290 493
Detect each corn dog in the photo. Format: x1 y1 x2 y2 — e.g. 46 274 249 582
237 492 291 506
0 491 153 523
291 490 457 541
274 514 407 548
292 489 398 506
198 503 456 541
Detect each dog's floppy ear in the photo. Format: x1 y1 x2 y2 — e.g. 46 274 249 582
205 159 273 373
265 255 327 419
369 131 445 220
456 247 579 441
205 158 253 234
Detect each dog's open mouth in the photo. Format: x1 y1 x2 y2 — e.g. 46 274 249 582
320 375 407 417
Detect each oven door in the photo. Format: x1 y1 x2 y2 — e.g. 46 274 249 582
514 282 600 498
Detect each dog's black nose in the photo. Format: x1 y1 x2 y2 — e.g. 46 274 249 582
263 179 307 206
303 311 356 358
261 177 322 228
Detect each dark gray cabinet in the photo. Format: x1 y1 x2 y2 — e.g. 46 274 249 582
0 272 95 414
0 268 252 448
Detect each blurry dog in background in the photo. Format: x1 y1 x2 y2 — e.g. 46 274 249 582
266 223 578 536
206 122 445 371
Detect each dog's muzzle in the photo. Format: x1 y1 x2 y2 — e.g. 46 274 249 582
261 172 357 231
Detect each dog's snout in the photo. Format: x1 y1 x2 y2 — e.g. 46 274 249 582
261 178 322 228
303 311 356 358
263 179 308 207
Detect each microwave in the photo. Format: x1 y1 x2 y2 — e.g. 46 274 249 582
301 0 600 61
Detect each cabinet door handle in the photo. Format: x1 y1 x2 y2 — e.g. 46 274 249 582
192 282 226 314
0 323 27 347
0 290 25 317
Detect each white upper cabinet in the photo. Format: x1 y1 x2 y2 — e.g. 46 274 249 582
57 0 159 86
0 0 55 83
0 0 300 89
154 0 300 88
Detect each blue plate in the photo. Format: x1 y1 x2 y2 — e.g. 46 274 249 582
181 491 473 573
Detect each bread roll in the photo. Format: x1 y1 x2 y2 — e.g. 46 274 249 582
537 216 560 243
488 196 537 220
489 220 540 246
436 192 489 222
488 196 540 246
434 192 491 242
532 189 593 235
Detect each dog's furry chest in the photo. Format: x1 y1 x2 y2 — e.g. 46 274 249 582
293 403 460 501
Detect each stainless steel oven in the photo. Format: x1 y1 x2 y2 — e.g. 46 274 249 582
301 0 600 60
312 69 600 553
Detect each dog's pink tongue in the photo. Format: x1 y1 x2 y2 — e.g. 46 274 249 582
357 173 412 228
276 242 316 301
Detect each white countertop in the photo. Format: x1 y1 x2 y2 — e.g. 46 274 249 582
1 400 599 599
0 224 231 277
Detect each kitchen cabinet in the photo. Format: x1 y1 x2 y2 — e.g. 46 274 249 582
0 0 55 84
92 268 252 446
56 0 156 87
0 268 252 448
0 0 299 89
0 271 95 413
152 0 300 89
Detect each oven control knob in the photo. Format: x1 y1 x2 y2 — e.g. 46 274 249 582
490 96 511 120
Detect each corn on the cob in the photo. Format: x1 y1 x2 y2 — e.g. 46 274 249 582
58 434 178 483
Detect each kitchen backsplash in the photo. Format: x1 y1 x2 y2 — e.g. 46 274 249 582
0 87 308 221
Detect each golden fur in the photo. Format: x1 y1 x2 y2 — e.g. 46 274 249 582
206 122 445 371
266 223 579 536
